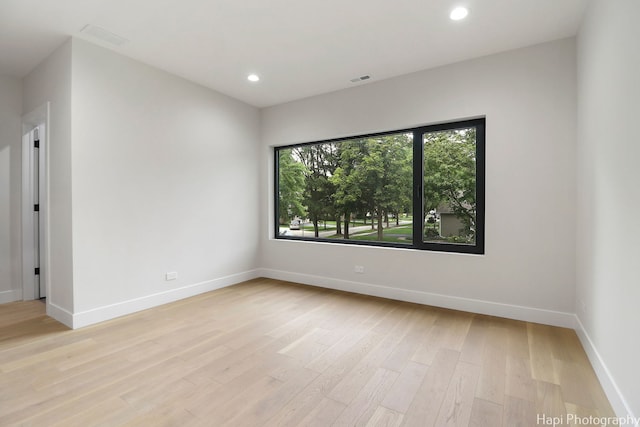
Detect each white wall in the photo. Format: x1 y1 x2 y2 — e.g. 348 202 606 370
69 39 260 325
22 40 74 317
0 74 22 303
576 0 640 419
260 38 577 325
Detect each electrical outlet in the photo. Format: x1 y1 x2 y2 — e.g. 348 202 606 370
165 272 178 281
580 299 587 314
354 265 365 274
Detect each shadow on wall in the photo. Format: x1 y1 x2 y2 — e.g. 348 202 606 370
0 145 12 296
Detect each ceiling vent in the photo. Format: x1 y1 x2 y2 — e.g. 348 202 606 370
350 75 371 83
80 25 129 47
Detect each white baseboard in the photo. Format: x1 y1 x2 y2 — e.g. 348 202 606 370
0 289 22 304
71 269 261 329
47 302 74 328
574 315 638 424
257 268 576 328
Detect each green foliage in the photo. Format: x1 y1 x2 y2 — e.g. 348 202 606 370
292 143 338 236
331 134 412 240
331 139 366 216
278 149 307 223
423 128 477 241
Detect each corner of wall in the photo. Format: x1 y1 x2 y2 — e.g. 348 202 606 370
22 37 74 315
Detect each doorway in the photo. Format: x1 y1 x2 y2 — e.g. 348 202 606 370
22 105 48 301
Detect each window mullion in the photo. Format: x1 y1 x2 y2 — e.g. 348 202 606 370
412 130 425 249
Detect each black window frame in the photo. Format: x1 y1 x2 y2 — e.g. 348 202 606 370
274 117 485 255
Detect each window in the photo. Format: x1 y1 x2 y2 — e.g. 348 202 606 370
275 118 485 254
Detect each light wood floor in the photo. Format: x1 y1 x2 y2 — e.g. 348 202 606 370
0 279 614 426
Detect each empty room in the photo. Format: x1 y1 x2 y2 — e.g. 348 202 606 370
0 0 638 425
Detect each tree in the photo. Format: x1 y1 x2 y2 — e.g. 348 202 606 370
381 134 412 228
331 139 367 239
423 128 477 240
333 134 412 241
277 149 307 224
371 134 412 240
293 143 337 237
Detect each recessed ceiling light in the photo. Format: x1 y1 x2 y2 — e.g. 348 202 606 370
450 7 469 21
247 74 260 82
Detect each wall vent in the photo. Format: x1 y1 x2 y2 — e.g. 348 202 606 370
80 25 129 47
350 75 371 83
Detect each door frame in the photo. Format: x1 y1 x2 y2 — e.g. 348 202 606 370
22 103 50 301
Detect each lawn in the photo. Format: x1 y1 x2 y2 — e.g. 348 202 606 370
299 218 370 232
326 224 414 244
301 224 337 232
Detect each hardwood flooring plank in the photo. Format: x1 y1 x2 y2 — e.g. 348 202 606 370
434 361 481 427
401 348 460 427
380 360 429 414
366 406 405 427
503 395 537 427
459 316 489 366
505 355 537 402
264 331 386 426
528 323 560 384
327 309 413 405
225 366 319 426
331 367 399 426
49 396 132 427
475 326 507 405
382 309 435 372
296 397 347 427
468 398 503 427
411 310 471 366
506 321 530 359
536 380 569 427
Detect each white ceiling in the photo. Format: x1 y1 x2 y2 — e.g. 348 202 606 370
0 0 587 107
